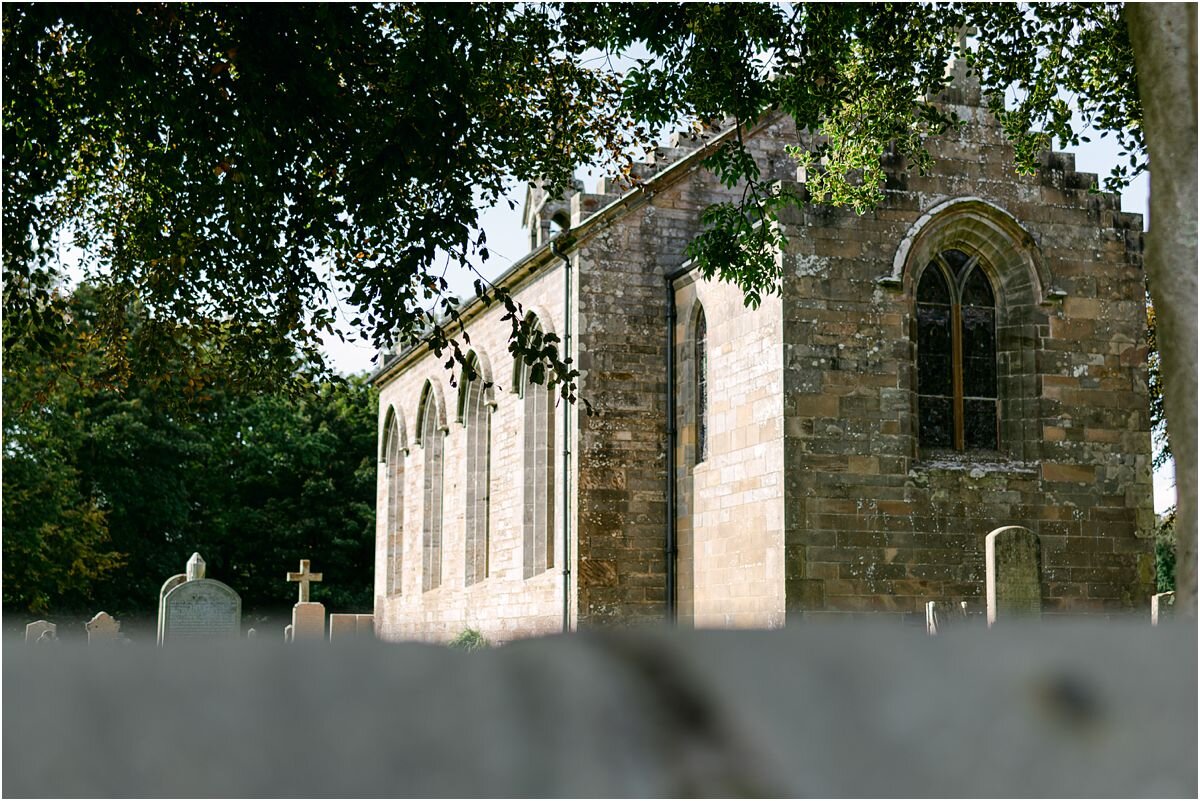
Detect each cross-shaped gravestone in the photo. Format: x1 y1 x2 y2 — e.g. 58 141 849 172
287 559 323 604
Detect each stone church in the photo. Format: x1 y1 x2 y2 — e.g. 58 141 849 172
370 70 1154 643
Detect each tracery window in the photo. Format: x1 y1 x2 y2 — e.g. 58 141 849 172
382 411 404 595
462 355 492 586
916 249 998 451
694 306 708 464
520 318 555 578
417 382 444 591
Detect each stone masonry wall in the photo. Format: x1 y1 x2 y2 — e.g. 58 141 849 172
374 260 569 643
572 115 800 627
781 78 1154 620
673 275 785 629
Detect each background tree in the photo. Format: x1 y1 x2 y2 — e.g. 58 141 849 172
2 283 377 618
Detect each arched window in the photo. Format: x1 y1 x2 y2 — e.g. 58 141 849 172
382 410 404 595
694 306 708 464
519 317 556 578
461 354 493 586
416 382 445 591
917 249 998 451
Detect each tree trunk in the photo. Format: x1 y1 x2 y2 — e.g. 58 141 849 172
1126 3 1197 618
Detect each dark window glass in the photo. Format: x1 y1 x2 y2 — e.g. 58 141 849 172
917 252 999 452
962 307 997 398
917 304 953 398
964 399 998 450
919 397 954 448
961 267 995 307
942 248 972 275
917 265 951 304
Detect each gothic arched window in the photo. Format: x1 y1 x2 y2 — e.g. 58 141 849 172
694 306 708 464
917 249 998 451
462 355 492 586
519 317 555 578
417 382 445 591
382 410 404 595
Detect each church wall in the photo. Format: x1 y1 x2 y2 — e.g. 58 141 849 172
674 276 786 629
572 115 801 628
374 262 569 644
781 82 1154 621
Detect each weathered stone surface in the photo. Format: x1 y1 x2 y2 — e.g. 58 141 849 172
292 602 325 641
161 580 241 643
25 620 55 644
372 67 1153 641
286 559 322 604
85 612 122 644
3 626 1194 797
186 552 206 581
329 614 374 642
986 526 1043 625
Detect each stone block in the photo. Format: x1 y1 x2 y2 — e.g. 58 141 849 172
292 602 325 642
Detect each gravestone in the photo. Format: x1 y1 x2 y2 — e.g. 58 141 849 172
160 553 241 644
1151 591 1175 625
985 526 1042 626
329 614 374 642
247 628 257 640
926 601 971 636
25 620 56 644
284 624 294 643
156 574 187 645
293 603 325 641
86 612 123 644
286 559 325 642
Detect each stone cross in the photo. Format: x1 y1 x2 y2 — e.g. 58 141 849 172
287 560 323 603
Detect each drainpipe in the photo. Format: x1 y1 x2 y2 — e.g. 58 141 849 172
550 236 572 633
664 263 696 625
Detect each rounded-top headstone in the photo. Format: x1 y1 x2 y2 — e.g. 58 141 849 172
187 552 206 581
161 579 241 643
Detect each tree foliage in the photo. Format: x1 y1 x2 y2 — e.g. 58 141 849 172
3 3 1145 392
6 3 1190 612
2 285 377 616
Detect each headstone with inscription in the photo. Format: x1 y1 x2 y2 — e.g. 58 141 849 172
985 526 1042 626
160 553 241 644
25 620 56 644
